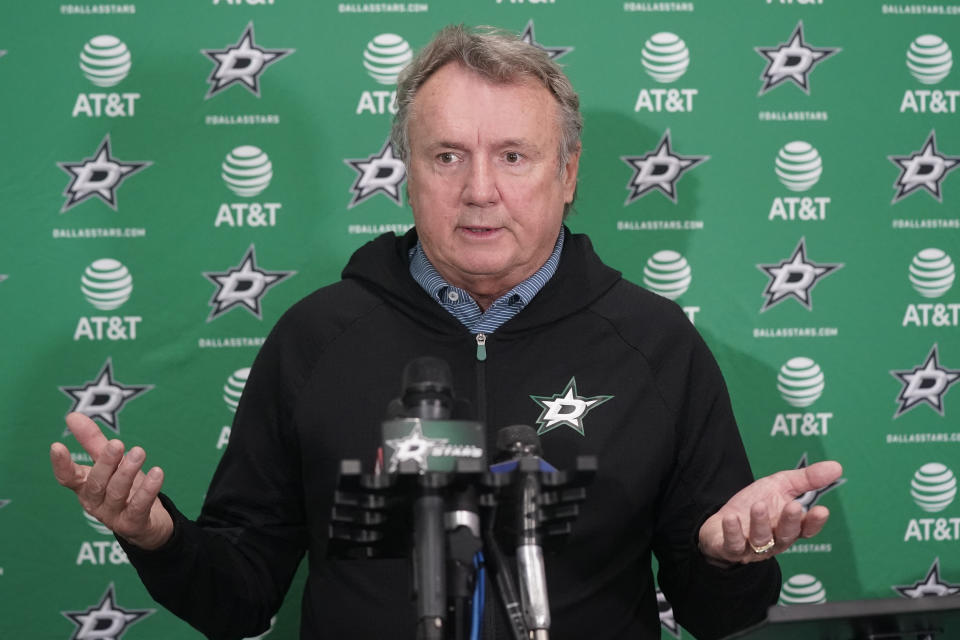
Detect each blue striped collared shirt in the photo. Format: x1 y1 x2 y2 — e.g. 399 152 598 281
409 231 564 335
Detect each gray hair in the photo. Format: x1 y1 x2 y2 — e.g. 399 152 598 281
391 24 582 213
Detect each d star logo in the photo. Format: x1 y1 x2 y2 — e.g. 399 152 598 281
757 237 843 312
204 245 295 321
755 21 840 96
62 583 153 640
385 422 447 472
520 20 573 61
621 129 709 204
530 377 613 436
890 344 960 418
656 590 680 639
889 131 960 204
344 138 406 208
893 558 960 598
60 358 153 434
202 22 294 99
58 134 151 213
794 453 845 511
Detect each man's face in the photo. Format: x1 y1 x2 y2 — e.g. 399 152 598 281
406 62 579 305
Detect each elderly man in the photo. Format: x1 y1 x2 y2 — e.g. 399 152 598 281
51 25 841 640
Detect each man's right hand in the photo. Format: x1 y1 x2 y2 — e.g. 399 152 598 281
50 412 174 551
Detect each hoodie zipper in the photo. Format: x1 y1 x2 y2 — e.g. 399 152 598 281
475 333 487 426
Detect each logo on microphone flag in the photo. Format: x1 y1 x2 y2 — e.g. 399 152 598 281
382 419 485 472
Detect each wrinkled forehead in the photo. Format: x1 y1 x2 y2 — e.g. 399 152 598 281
407 63 561 145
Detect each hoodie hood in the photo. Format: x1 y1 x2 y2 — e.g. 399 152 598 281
340 226 623 334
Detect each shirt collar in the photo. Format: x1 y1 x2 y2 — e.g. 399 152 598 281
408 230 565 332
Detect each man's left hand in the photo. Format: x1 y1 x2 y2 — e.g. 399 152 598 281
698 460 842 566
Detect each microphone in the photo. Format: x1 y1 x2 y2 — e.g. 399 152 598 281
383 357 485 640
496 425 551 640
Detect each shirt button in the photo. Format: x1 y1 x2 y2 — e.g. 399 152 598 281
447 291 460 302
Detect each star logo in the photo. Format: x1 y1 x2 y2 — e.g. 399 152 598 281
889 131 960 204
0 499 9 510
757 238 843 312
530 377 613 437
60 359 153 434
621 130 709 204
203 245 295 321
793 453 845 511
891 344 960 418
344 138 407 208
0 275 7 284
62 583 153 640
894 558 960 599
656 590 681 639
520 20 573 61
755 21 840 96
385 421 448 472
202 22 294 99
57 135 151 213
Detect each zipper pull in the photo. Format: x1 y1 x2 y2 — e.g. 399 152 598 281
475 333 487 361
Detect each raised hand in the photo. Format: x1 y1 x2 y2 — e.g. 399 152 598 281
50 412 173 550
698 461 842 566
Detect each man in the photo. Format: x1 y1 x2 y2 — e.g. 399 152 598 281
51 25 842 640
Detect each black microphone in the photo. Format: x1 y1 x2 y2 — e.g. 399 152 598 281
384 357 485 640
496 425 551 640
392 357 452 640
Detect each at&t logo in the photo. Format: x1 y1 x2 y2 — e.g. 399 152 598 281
634 32 698 114
900 35 958 114
215 145 282 228
217 367 250 449
73 259 142 342
642 250 699 324
356 33 412 115
904 463 960 543
902 248 959 327
77 512 130 567
769 141 830 222
72 35 141 118
779 574 827 605
771 357 832 437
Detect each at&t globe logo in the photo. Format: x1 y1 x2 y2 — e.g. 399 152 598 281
73 35 140 118
634 32 697 113
903 249 958 328
74 259 142 342
81 259 132 310
771 357 832 438
900 35 958 114
222 146 273 197
643 250 691 300
357 33 412 115
910 249 955 298
778 357 824 407
80 35 130 86
911 463 957 513
905 463 960 543
642 251 700 325
907 35 952 85
223 367 251 412
363 34 412 84
215 146 281 229
770 141 830 222
776 142 822 191
642 33 689 82
779 574 827 605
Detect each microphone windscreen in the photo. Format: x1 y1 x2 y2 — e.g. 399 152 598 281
496 424 542 458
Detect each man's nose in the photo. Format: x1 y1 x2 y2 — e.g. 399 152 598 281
462 156 499 207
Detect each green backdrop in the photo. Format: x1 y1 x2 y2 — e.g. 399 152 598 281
1 1 959 638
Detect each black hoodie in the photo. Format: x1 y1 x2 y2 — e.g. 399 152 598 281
122 228 780 640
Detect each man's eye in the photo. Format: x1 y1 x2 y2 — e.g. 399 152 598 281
504 151 521 164
438 152 457 164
